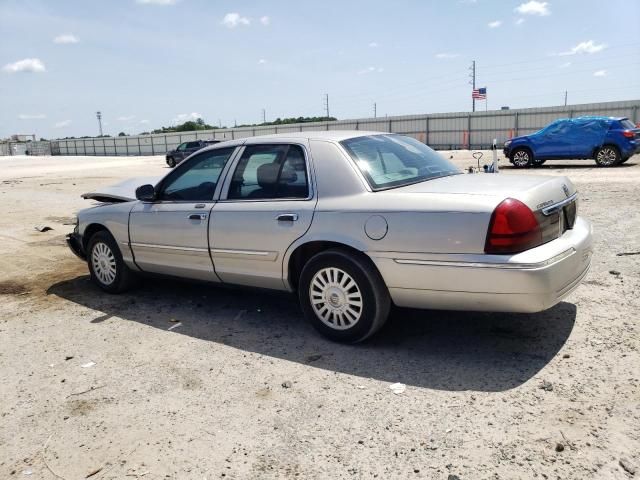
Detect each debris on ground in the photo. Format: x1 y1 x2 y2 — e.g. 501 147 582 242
34 225 53 232
305 354 323 363
555 442 565 452
619 458 636 476
540 380 554 391
281 381 292 389
86 466 103 478
389 383 406 395
616 251 640 257
609 270 621 276
167 322 182 331
65 355 74 361
81 361 96 368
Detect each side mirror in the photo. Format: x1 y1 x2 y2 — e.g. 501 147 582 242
135 184 156 202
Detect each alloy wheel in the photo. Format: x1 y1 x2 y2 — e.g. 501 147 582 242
596 147 618 166
513 150 530 167
91 242 117 285
309 267 363 330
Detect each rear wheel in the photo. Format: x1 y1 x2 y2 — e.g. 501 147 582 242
511 148 533 168
594 146 620 167
87 231 136 293
298 249 390 343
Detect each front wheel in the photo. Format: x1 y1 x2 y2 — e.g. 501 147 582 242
511 148 533 168
298 249 390 343
594 146 620 167
167 156 176 168
87 231 136 293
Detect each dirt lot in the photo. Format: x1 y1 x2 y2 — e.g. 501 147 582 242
1 152 639 480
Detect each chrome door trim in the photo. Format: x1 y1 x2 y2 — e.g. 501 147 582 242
541 193 578 216
130 242 209 253
211 248 278 261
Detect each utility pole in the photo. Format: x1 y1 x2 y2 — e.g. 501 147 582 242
564 90 568 107
323 94 330 119
373 102 377 118
469 61 476 112
261 108 266 124
96 111 103 136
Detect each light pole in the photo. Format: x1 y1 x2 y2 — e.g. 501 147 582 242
96 111 103 137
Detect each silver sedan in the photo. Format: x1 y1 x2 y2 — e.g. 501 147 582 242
67 131 593 342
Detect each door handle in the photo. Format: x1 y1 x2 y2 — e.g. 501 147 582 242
188 213 207 220
276 213 298 222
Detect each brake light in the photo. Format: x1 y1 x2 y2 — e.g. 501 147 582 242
622 130 635 138
485 198 542 254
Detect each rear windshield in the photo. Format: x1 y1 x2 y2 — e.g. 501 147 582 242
340 135 460 190
620 119 637 129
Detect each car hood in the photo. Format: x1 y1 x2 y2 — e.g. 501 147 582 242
390 173 576 211
81 176 161 202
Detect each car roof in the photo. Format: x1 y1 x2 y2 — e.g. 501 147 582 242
200 130 389 150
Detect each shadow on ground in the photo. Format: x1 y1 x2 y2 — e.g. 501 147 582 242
500 161 636 170
48 275 576 392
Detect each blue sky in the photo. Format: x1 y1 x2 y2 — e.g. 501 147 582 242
1 0 639 139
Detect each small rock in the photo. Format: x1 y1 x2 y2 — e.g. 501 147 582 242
305 354 322 363
562 354 570 359
540 380 554 391
414 469 420 473
619 458 636 476
555 443 565 452
64 355 74 361
609 270 621 276
447 475 461 480
281 381 292 389
358 440 364 445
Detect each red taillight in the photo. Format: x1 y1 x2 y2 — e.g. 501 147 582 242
622 130 635 138
485 198 542 254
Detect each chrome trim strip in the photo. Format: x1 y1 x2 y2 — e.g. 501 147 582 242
394 248 575 270
541 193 578 216
130 242 209 253
211 248 271 256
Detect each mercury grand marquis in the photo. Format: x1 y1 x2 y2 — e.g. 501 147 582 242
67 131 593 342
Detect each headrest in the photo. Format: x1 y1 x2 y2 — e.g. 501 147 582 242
256 163 280 189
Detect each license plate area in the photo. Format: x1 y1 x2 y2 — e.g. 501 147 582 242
563 201 577 231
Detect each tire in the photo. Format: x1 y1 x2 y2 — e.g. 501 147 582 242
87 230 136 293
298 249 391 343
511 148 533 168
167 156 176 168
594 145 621 167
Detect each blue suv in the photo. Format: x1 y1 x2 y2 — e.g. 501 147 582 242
504 116 639 168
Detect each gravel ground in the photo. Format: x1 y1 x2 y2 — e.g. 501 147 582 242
0 152 639 480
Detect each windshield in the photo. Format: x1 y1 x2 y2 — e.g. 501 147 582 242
340 135 461 190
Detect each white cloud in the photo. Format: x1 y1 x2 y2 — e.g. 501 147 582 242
515 1 551 16
140 119 149 124
173 112 202 123
53 33 79 44
54 120 71 128
2 58 46 73
368 42 379 48
258 58 267 65
117 115 135 121
515 18 525 25
559 40 606 56
488 20 502 28
136 0 177 5
222 12 250 28
18 113 46 120
560 62 571 68
593 70 607 77
435 53 459 59
358 66 384 75
260 16 270 26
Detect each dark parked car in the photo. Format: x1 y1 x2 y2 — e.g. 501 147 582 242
504 116 639 168
166 140 220 167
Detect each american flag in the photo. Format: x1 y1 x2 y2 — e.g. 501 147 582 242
472 87 487 99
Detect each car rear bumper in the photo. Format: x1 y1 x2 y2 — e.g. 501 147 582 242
369 216 593 313
66 232 86 260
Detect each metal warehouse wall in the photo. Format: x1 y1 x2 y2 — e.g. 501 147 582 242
51 100 639 156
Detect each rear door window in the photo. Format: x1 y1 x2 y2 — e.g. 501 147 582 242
227 144 309 200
